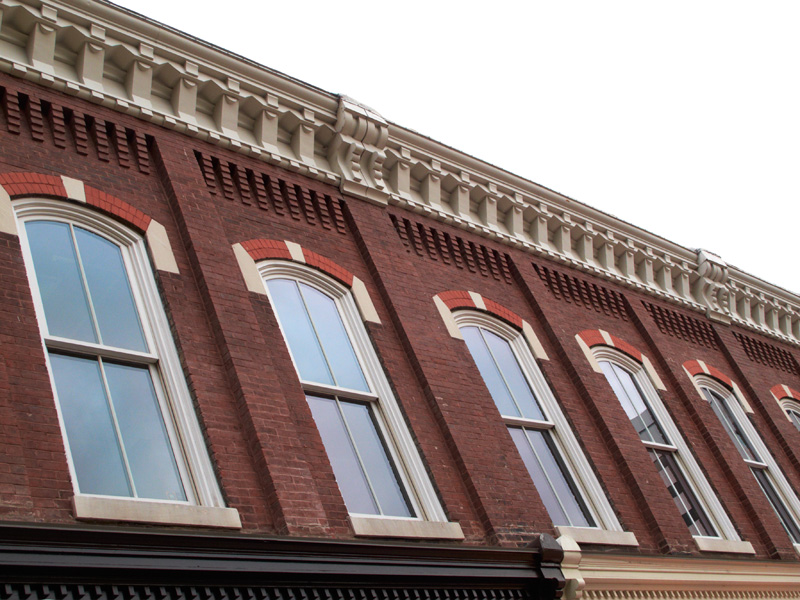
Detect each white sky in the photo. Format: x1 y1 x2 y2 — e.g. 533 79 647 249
112 0 800 294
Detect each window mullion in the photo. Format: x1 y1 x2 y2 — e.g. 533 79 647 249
69 223 104 346
480 328 532 420
96 357 138 498
298 283 338 388
336 397 384 516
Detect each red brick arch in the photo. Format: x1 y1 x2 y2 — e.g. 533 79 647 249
240 239 354 288
577 329 644 363
770 384 800 402
435 290 524 330
0 172 152 233
682 360 735 390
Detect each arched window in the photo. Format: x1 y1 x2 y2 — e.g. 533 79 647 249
697 377 800 547
260 260 459 538
592 347 744 549
780 399 800 433
15 198 237 527
454 312 629 541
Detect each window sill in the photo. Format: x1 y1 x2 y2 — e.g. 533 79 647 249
73 494 242 529
555 526 639 547
694 536 755 554
349 516 464 540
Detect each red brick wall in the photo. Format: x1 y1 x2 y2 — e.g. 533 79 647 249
2 71 800 560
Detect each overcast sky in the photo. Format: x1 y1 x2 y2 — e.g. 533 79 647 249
111 1 800 295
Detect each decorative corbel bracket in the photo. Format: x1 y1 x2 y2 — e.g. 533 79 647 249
330 96 389 205
694 249 731 323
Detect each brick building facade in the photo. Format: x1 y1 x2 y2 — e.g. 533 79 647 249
1 1 799 599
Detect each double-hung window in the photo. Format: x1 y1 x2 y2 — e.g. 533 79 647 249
599 359 718 537
699 381 800 547
594 350 746 551
261 261 456 537
456 312 628 539
16 199 235 527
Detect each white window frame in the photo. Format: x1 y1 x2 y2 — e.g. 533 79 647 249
259 260 462 540
454 311 637 546
697 376 800 552
15 198 239 528
593 347 752 552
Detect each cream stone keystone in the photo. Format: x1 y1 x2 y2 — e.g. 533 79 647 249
145 220 180 274
60 176 86 202
0 186 17 236
468 291 486 311
232 243 266 295
351 276 380 324
434 295 463 340
284 240 305 263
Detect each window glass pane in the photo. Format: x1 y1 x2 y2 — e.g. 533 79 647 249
104 362 186 501
788 409 800 433
462 326 520 417
509 427 569 525
49 353 130 497
482 329 545 421
267 279 333 386
512 428 594 527
25 221 96 343
74 228 147 352
752 467 800 544
649 448 716 537
300 283 368 392
306 394 378 515
600 361 669 446
701 388 760 463
340 401 413 517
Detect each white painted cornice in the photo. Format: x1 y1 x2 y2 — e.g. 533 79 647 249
3 0 800 347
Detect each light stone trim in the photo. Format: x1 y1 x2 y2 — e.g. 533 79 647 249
560 540 800 600
693 536 755 554
468 291 486 310
522 320 549 361
285 240 305 263
145 219 179 274
0 185 16 235
231 242 266 295
433 295 463 340
349 515 464 540
576 335 603 374
4 0 800 348
351 276 380 324
73 494 242 528
575 553 800 593
60 176 86 202
555 527 638 547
